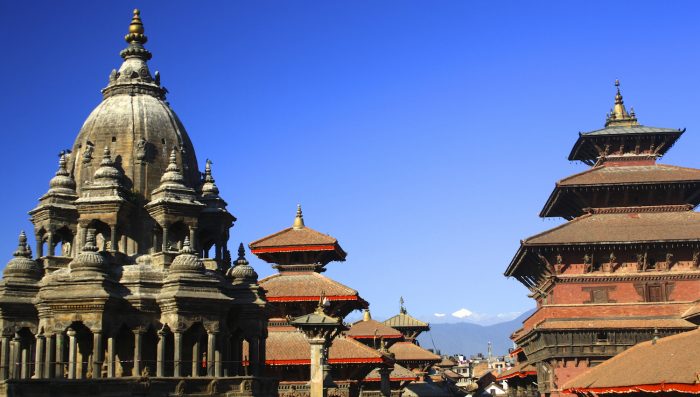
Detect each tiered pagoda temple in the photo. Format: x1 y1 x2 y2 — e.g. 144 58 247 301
504 81 700 397
0 10 274 397
249 207 390 397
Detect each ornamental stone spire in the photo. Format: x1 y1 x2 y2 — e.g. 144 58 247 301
3 231 41 281
228 243 258 284
201 159 220 197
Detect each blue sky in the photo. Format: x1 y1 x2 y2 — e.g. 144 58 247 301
2 1 700 324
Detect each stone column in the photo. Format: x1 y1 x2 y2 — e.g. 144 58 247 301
9 337 17 379
133 329 143 376
156 329 166 377
189 226 198 251
55 331 65 378
309 338 326 397
33 334 45 379
67 328 77 379
20 346 28 379
379 367 391 397
120 234 128 255
44 334 54 379
0 335 9 380
47 232 55 256
207 331 216 377
173 331 182 377
162 226 169 252
92 331 103 378
214 335 223 378
106 336 115 378
249 337 262 376
110 225 118 252
35 234 44 258
192 336 201 377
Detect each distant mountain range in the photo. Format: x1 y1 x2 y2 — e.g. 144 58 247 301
416 310 534 356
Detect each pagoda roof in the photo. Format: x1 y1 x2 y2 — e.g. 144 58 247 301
540 164 700 218
263 329 388 365
347 318 404 340
496 362 536 381
389 342 441 363
259 271 368 306
383 313 429 329
364 364 418 382
568 125 684 164
506 209 700 278
529 317 696 332
523 209 700 246
562 328 700 394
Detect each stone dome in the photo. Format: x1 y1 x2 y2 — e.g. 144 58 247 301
48 154 77 193
3 232 41 281
69 10 199 200
169 237 204 273
228 243 258 283
69 230 107 275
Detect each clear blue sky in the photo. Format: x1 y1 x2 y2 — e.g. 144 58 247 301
2 1 700 324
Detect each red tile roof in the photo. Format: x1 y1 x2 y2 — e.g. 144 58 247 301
249 226 346 259
261 329 387 365
389 342 441 363
558 164 700 186
260 271 364 302
523 210 700 246
364 364 418 382
531 317 696 331
383 313 429 329
347 319 403 340
496 362 536 381
563 328 700 394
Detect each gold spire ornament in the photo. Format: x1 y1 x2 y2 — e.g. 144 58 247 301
293 204 305 229
124 9 148 46
605 80 639 127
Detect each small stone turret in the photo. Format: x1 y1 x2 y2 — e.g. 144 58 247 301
69 229 107 277
228 243 258 284
3 232 41 281
168 237 203 274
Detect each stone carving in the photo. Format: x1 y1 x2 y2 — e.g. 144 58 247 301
174 380 186 396
82 142 94 164
136 138 148 163
693 250 700 269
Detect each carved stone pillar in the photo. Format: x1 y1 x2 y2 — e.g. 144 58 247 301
379 367 391 397
44 333 54 379
0 335 9 380
214 334 222 378
249 337 261 376
106 336 115 378
9 336 18 379
67 328 77 379
35 234 44 258
309 338 326 397
162 226 169 252
55 331 65 378
173 331 182 377
207 330 216 377
189 226 198 251
110 225 118 252
133 329 143 376
93 330 103 378
156 328 166 377
47 232 55 256
20 346 28 379
192 335 201 377
33 333 45 379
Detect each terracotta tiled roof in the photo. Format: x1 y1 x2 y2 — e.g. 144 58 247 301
523 210 700 245
531 317 696 331
365 364 418 382
347 319 403 339
436 357 457 367
568 126 683 163
682 301 700 320
563 328 700 393
496 362 536 381
557 164 700 186
383 313 429 329
389 342 441 363
260 271 362 301
250 226 345 255
263 329 387 365
402 381 453 397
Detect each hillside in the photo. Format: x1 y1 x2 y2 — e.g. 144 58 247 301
416 310 533 356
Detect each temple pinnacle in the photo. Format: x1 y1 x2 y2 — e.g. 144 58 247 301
293 204 305 229
125 9 147 44
13 231 30 258
605 80 638 127
238 242 246 259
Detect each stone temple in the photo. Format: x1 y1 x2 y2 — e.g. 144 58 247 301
0 9 275 397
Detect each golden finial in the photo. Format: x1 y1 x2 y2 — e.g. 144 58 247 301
124 8 148 45
130 9 144 34
363 309 372 321
292 204 305 229
605 79 638 127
